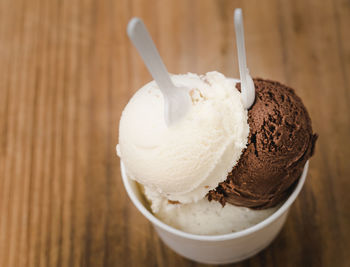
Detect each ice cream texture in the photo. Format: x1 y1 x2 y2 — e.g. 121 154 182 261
143 184 277 235
208 79 318 209
118 71 249 206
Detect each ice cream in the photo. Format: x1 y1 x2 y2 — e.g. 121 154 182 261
149 190 278 235
208 79 318 209
118 73 316 235
118 71 249 208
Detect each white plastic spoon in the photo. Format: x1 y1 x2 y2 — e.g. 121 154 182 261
127 18 191 126
234 9 255 109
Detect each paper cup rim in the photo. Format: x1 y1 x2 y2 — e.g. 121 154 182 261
121 160 309 241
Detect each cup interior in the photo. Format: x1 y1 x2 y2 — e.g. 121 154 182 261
121 161 309 241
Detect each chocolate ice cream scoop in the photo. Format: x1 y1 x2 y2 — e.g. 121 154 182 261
208 78 318 209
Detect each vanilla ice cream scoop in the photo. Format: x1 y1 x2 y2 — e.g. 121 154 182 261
118 71 249 204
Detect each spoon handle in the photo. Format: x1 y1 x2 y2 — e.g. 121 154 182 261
234 8 255 109
127 18 174 93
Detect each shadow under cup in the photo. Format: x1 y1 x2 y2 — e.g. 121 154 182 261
121 161 309 264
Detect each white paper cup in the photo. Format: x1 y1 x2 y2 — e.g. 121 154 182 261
121 161 309 264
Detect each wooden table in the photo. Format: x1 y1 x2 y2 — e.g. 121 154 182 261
1 0 349 266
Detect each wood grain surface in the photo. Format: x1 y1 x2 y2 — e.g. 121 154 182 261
0 0 349 266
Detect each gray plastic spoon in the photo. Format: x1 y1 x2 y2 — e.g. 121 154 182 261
234 9 255 109
127 18 191 126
